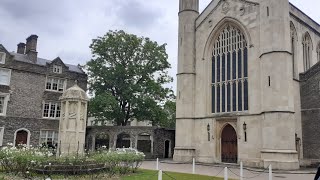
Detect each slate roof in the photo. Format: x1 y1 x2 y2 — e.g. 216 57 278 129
10 52 84 73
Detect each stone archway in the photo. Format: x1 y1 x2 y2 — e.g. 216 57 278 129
137 133 152 153
221 124 238 163
95 133 110 150
116 133 131 148
14 128 30 147
164 140 171 158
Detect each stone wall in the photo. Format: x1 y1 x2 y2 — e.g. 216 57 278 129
300 63 320 162
86 126 175 159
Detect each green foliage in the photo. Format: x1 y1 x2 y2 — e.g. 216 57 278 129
0 145 145 178
86 30 175 126
0 145 51 176
90 148 145 175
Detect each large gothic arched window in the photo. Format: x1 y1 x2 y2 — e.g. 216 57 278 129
303 33 312 71
212 24 248 113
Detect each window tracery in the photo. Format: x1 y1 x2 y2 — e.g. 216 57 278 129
212 24 248 113
303 33 312 71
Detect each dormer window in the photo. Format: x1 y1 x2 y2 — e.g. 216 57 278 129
53 65 62 74
0 52 6 64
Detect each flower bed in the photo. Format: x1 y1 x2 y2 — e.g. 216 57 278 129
0 144 145 178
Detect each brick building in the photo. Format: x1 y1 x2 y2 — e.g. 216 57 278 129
0 35 87 147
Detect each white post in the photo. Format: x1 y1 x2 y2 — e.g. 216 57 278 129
269 164 272 180
240 161 243 180
158 170 162 180
224 167 228 180
156 158 159 170
192 158 195 174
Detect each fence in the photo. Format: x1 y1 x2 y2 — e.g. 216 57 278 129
155 158 273 180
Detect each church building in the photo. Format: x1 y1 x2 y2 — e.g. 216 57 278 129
174 0 320 170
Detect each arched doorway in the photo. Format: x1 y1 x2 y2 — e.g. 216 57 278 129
137 133 152 153
221 124 237 163
14 129 30 146
164 140 171 158
116 133 131 148
95 133 110 150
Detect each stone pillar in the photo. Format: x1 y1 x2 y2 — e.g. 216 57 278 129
259 0 299 170
135 134 138 149
113 136 117 149
91 136 96 151
57 84 89 156
151 135 154 155
174 0 199 162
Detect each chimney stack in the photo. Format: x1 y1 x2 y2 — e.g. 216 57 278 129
17 43 26 54
25 35 38 63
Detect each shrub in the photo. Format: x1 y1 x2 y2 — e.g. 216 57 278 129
91 148 145 175
0 145 145 177
0 144 52 176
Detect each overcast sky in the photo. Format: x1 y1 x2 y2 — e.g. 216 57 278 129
0 0 319 92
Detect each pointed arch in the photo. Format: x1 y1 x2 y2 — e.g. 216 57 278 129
303 32 313 71
203 17 252 60
290 22 298 78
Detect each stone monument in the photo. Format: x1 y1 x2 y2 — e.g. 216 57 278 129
57 83 88 156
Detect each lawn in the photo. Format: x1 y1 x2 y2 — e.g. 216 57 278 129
0 169 226 180
122 169 225 180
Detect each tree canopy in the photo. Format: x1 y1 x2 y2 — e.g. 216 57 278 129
86 30 175 127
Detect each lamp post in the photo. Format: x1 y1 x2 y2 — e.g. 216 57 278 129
207 124 210 141
243 122 247 142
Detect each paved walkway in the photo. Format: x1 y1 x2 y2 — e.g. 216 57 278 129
140 160 316 180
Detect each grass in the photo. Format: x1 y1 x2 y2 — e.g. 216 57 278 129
121 169 225 180
0 169 227 180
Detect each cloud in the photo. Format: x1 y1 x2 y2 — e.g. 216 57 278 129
0 0 319 93
116 0 162 29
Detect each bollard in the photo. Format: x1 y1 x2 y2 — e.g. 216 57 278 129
240 161 243 180
156 158 159 170
269 164 272 180
158 170 162 180
224 167 228 180
192 158 195 174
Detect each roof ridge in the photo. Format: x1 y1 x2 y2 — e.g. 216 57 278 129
10 52 85 74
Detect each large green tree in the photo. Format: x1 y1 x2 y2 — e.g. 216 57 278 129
86 30 175 126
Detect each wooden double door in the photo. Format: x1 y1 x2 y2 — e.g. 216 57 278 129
15 130 28 146
221 124 238 163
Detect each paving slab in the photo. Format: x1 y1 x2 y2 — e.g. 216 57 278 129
141 160 316 180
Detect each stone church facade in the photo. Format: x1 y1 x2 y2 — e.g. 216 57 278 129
174 0 320 169
0 35 87 148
